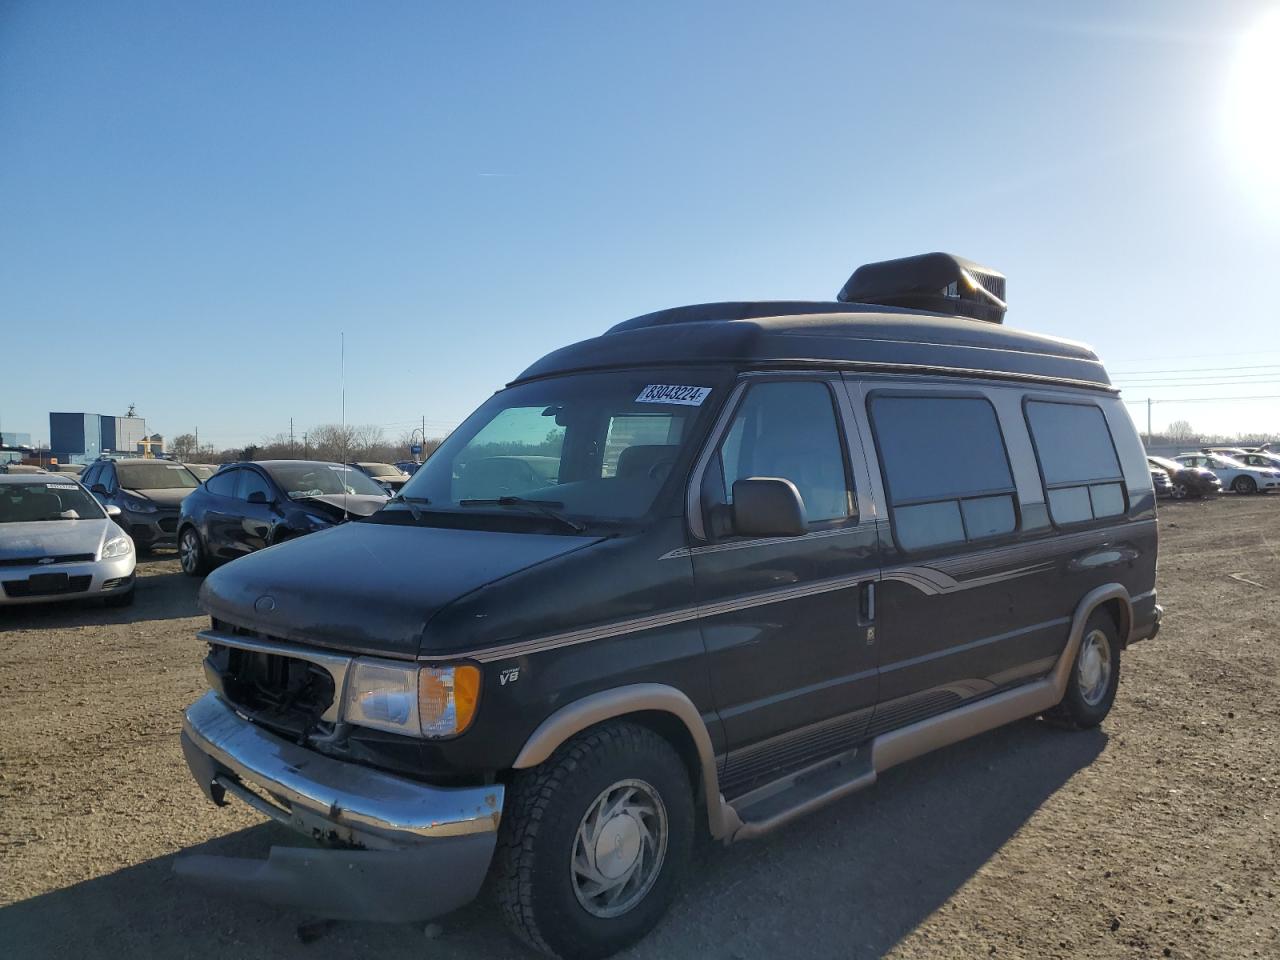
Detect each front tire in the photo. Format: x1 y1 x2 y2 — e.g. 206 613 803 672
178 527 210 577
1234 475 1258 495
1046 610 1121 729
493 722 694 960
1171 482 1190 500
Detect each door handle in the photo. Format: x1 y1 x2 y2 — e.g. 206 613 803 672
858 581 876 624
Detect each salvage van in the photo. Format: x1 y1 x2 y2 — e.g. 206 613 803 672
177 252 1160 959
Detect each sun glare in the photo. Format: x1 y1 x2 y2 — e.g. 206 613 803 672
1226 9 1280 203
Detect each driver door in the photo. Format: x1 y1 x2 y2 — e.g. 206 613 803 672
235 467 278 553
691 376 881 798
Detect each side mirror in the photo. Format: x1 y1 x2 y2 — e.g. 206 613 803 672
104 504 122 518
731 477 807 538
246 490 271 505
91 483 108 495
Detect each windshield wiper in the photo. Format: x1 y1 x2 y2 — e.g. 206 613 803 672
389 494 431 522
457 497 586 533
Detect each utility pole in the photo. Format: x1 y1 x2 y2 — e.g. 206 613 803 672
1147 398 1152 446
290 417 295 455
303 432 309 458
195 426 199 456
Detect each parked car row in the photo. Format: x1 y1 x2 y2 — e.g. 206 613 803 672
1144 448 1280 499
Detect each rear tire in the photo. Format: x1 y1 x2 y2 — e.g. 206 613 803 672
493 721 694 959
178 527 210 577
1045 610 1121 730
1234 475 1258 495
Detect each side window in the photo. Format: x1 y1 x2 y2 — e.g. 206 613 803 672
1024 400 1126 525
204 469 239 498
705 380 853 528
237 469 274 502
869 395 1018 551
82 464 100 488
102 465 118 492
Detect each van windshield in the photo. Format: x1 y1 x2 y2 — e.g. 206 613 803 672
392 370 726 528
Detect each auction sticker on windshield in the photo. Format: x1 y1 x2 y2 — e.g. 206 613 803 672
636 385 712 405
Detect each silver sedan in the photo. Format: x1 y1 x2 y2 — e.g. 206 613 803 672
0 474 136 607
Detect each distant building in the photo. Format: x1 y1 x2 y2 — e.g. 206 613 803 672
138 433 164 456
0 430 34 464
49 412 148 464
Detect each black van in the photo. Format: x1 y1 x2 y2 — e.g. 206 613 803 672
177 254 1160 959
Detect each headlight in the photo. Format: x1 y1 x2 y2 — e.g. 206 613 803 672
343 659 480 738
101 535 133 559
123 495 157 514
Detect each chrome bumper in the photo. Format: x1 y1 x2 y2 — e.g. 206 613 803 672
176 691 503 922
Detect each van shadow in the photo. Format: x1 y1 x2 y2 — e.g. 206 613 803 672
0 720 1106 960
0 569 201 630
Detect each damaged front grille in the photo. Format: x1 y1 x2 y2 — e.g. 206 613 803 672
206 643 337 740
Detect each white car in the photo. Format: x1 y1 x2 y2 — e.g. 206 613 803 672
1233 450 1280 472
0 474 136 606
1175 453 1280 495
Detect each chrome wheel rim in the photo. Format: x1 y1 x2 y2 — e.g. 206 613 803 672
179 531 198 573
1077 628 1112 706
1172 483 1188 499
571 778 667 919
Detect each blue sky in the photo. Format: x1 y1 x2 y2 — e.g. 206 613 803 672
3 0 1279 450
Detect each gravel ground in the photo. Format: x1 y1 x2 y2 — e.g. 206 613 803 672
2 496 1278 959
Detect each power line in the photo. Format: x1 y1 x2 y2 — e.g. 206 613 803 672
1122 394 1280 405
1115 378 1280 388
1111 363 1280 376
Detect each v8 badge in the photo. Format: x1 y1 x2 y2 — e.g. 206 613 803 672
499 667 521 686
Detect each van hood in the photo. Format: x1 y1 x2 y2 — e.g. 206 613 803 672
198 519 601 657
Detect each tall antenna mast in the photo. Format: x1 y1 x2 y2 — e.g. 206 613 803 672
341 332 348 521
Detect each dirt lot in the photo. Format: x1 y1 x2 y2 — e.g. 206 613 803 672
2 497 1278 960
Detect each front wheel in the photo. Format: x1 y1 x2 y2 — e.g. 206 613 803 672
1045 611 1121 730
1234 475 1258 495
493 721 694 959
178 527 210 577
1171 482 1190 500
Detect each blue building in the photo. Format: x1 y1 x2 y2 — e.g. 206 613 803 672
49 413 147 464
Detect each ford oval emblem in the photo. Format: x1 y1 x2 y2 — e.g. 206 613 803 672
38 557 56 565
254 595 277 614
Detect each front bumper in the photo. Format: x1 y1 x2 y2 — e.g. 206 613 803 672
0 555 135 605
176 691 504 922
123 508 180 546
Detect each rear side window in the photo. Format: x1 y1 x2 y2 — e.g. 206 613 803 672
204 469 238 497
1024 400 1125 525
869 395 1017 551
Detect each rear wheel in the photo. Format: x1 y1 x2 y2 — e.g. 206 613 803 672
178 527 210 577
493 721 693 959
1233 475 1258 494
1046 610 1121 729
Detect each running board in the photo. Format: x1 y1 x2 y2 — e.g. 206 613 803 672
731 748 876 841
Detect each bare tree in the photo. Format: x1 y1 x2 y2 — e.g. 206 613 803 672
1167 419 1196 443
170 433 198 460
